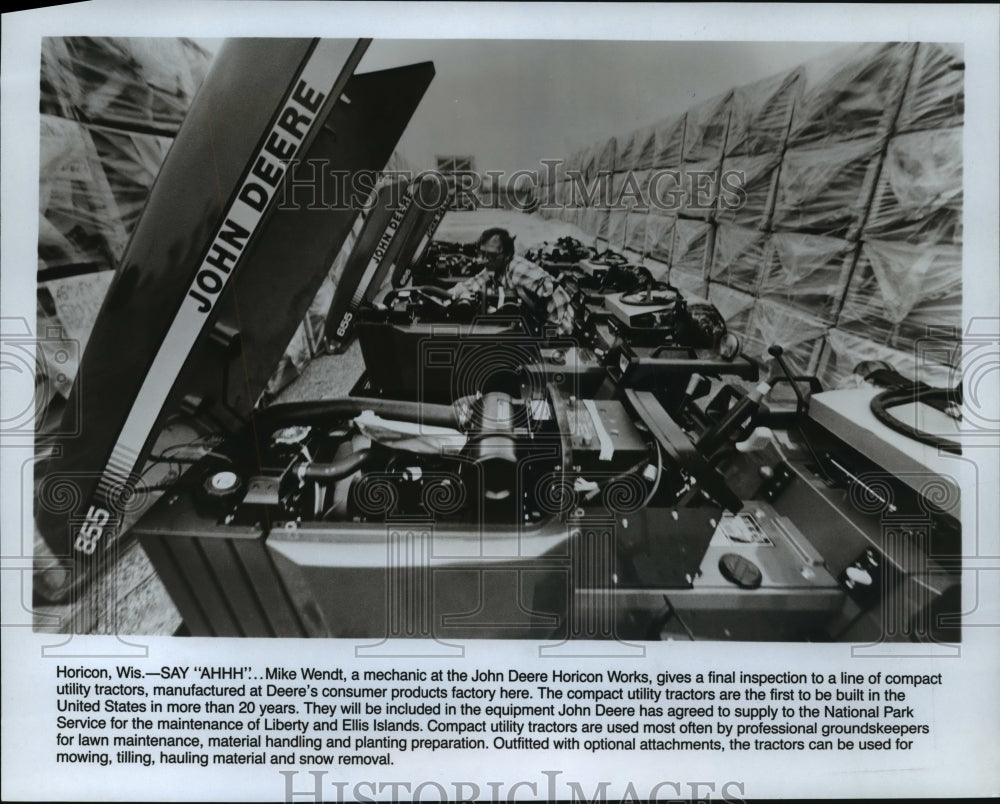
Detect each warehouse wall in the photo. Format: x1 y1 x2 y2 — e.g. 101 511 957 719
536 42 963 389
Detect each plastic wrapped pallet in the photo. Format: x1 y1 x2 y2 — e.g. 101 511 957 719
644 212 676 265
39 38 78 119
581 206 610 240
671 265 708 301
545 183 560 218
555 179 571 209
647 168 684 217
896 43 964 134
534 166 547 196
652 114 686 169
611 172 629 210
553 157 568 184
87 127 173 262
681 90 733 165
41 270 114 352
615 168 650 212
863 127 962 245
608 209 629 251
596 205 612 241
545 176 559 210
818 328 958 391
707 283 756 337
837 238 961 355
670 218 714 281
538 188 556 219
574 170 611 208
31 310 75 424
677 161 721 221
633 123 657 170
615 129 637 172
771 137 883 239
582 145 600 184
758 232 855 324
597 136 617 175
40 37 211 133
714 151 781 229
563 148 583 180
597 170 620 208
38 114 126 275
786 42 916 149
577 180 597 213
536 176 554 218
625 210 649 255
743 298 828 375
726 67 802 156
36 270 115 399
710 224 768 294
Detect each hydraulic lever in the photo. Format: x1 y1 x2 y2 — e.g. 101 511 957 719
768 345 808 417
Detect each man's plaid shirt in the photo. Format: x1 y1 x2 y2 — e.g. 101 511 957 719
447 255 576 335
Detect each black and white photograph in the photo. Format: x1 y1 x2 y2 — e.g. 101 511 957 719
3 3 998 801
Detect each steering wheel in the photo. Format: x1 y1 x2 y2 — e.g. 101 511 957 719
620 284 682 306
625 388 743 513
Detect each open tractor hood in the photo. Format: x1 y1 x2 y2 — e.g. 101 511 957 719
35 39 437 601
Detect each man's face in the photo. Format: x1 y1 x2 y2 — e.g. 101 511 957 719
477 235 508 273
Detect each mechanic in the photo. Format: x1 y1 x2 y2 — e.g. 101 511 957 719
447 227 576 336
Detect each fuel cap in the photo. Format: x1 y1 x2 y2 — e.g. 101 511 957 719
719 553 763 589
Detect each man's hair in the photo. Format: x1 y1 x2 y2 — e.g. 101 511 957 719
477 227 516 259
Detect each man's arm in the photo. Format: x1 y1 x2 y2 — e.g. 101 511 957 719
448 268 489 300
547 283 576 336
509 255 577 336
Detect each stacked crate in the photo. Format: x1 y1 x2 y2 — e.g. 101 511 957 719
543 42 963 387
